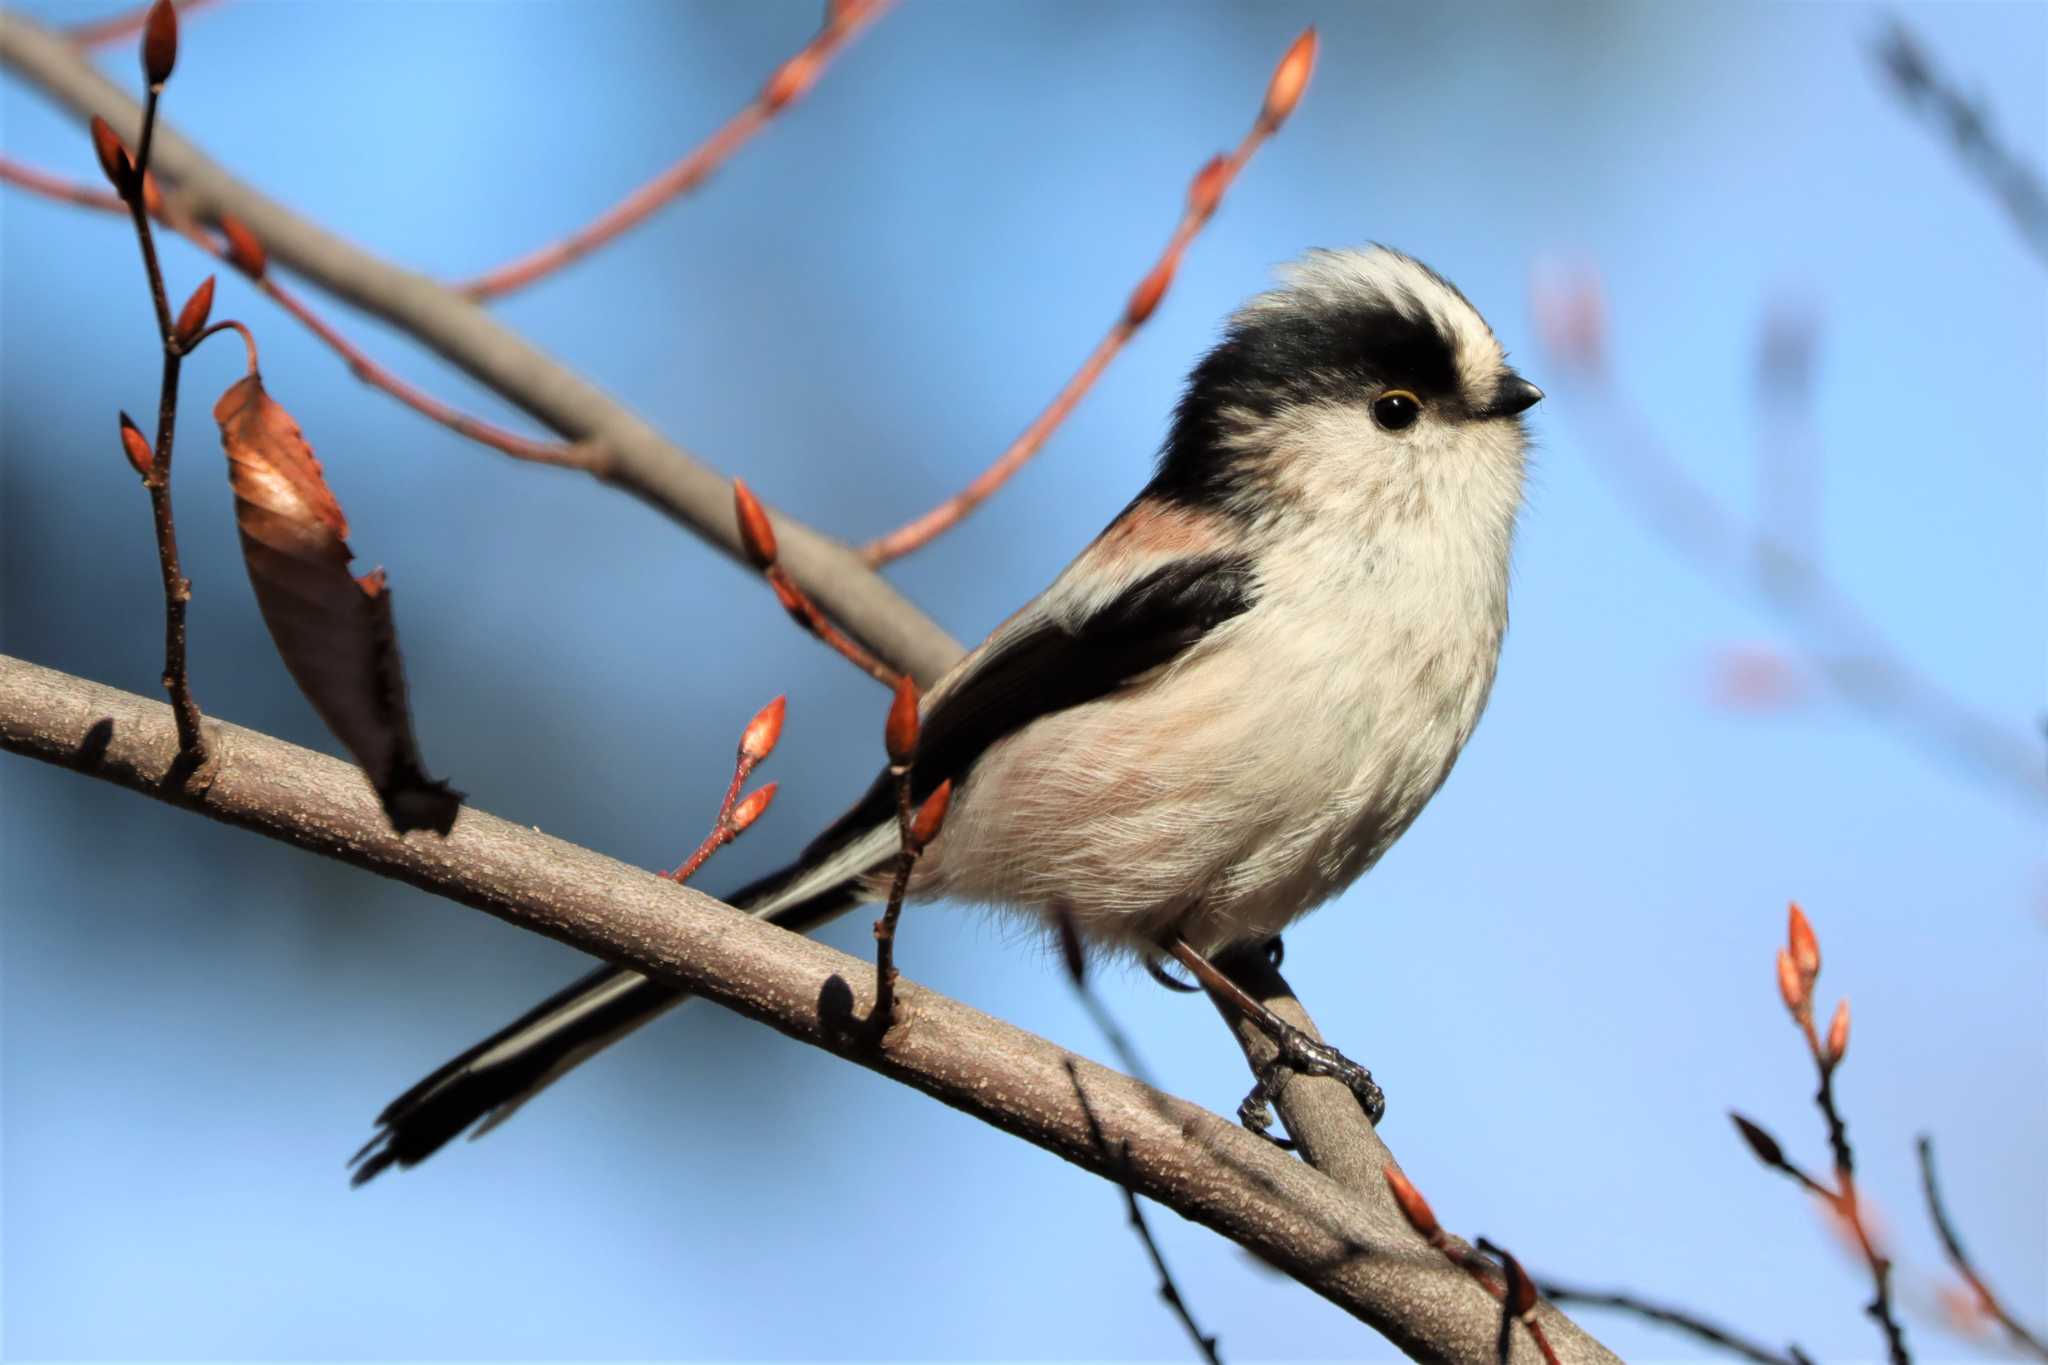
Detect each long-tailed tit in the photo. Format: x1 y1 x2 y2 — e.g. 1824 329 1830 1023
351 246 1542 1184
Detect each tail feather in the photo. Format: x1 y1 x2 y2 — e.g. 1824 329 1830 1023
350 819 895 1185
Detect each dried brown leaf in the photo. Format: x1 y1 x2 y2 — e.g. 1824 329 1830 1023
214 373 460 834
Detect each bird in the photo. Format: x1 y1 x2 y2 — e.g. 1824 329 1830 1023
349 245 1542 1184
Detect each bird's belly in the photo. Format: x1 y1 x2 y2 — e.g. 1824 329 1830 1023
917 618 1491 957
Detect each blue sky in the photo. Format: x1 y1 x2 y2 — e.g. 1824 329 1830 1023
3 2 2042 1360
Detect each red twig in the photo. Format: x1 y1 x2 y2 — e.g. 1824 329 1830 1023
0 156 125 211
1380 1168 1560 1365
63 0 218 48
1915 1135 2048 1360
665 695 785 884
858 27 1319 566
732 478 902 687
0 159 596 472
870 676 947 1033
1732 905 1911 1365
89 4 207 763
454 0 894 301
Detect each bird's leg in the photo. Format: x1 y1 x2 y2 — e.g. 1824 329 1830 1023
1163 935 1386 1136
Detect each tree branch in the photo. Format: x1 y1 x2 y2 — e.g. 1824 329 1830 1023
0 652 1619 1365
0 6 961 687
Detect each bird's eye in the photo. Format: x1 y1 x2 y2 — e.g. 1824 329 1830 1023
1372 390 1422 431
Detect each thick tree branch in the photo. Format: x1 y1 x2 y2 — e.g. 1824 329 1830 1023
0 653 1619 1365
0 8 960 686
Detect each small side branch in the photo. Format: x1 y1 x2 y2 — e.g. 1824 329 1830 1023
1537 1282 1811 1365
63 0 217 48
90 4 206 764
859 28 1319 565
1915 1135 2048 1360
1875 21 2048 266
454 0 894 301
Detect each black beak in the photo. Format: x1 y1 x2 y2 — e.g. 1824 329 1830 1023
1484 374 1544 418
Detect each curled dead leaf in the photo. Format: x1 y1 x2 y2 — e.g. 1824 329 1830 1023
214 372 460 834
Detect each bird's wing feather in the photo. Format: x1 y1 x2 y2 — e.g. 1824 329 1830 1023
803 549 1260 858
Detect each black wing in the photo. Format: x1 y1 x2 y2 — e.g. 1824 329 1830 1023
804 554 1259 858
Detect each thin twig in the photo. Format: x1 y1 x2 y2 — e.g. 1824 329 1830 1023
858 28 1318 565
1875 21 2048 266
1539 1282 1809 1365
732 478 902 686
1915 1135 2048 1360
1066 1059 1225 1365
0 153 123 208
870 682 944 1033
63 0 217 48
665 696 784 884
1733 907 1911 1365
454 0 894 300
93 29 206 763
0 157 601 470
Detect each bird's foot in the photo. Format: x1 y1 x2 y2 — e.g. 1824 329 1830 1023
1235 1015 1386 1138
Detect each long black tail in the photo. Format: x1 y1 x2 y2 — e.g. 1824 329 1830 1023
349 825 887 1185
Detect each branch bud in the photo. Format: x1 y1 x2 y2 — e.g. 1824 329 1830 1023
1187 154 1228 221
141 0 178 87
1730 1112 1787 1169
885 675 920 766
118 410 153 479
173 274 215 350
763 51 820 113
219 213 268 278
740 694 787 764
1382 1165 1441 1238
1126 257 1177 328
1787 901 1820 978
142 171 166 219
1775 947 1805 1014
1260 28 1317 130
732 477 778 569
729 782 778 834
909 779 952 848
90 116 134 195
1826 997 1850 1065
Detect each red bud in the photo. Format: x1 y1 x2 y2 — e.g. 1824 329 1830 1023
141 0 178 86
732 477 778 569
1826 997 1850 1064
910 778 951 848
173 274 215 350
1787 902 1820 978
740 694 786 763
142 171 166 219
1382 1165 1441 1238
219 213 267 278
1261 28 1317 129
762 52 819 112
1126 257 1176 327
884 675 920 766
118 411 153 478
730 782 778 834
1187 154 1228 220
1776 947 1804 1013
90 116 133 194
